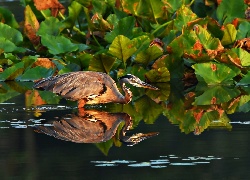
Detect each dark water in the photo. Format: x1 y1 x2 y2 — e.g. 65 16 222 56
0 90 250 180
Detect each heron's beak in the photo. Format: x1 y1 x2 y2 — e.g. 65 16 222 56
134 80 159 90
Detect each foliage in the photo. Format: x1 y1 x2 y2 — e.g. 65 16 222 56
0 0 249 86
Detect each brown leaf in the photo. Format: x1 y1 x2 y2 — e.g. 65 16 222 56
25 90 46 106
245 0 250 5
32 58 56 69
24 5 40 47
227 55 242 68
34 0 65 17
216 48 242 68
193 40 203 53
152 55 168 69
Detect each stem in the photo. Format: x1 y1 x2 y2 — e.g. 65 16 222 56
40 10 49 19
58 11 86 36
188 0 195 7
151 20 172 35
92 34 102 47
82 7 101 47
149 0 158 24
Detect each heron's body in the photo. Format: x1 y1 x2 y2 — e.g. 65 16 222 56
33 71 158 107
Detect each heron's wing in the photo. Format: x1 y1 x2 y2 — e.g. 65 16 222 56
34 71 111 101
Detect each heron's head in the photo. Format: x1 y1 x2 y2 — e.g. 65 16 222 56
119 74 159 90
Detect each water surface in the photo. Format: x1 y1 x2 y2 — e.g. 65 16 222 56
0 88 250 179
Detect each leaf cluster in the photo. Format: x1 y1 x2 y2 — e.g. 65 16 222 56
0 0 250 86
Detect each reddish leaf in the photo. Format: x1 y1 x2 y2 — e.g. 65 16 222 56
25 90 46 106
24 5 40 47
245 0 250 5
32 58 56 69
34 0 65 17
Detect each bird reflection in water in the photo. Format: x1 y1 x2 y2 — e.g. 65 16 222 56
35 108 159 146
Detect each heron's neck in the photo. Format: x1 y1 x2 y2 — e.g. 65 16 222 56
121 83 132 104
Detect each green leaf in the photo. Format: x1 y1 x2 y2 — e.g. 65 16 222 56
58 63 81 74
145 67 170 83
37 17 64 36
161 0 183 14
194 25 223 50
0 62 24 81
135 0 167 22
168 29 196 57
174 6 198 31
77 53 94 69
199 111 218 127
108 35 137 64
194 86 241 105
221 24 237 46
0 82 20 103
135 45 163 65
95 139 113 156
236 21 250 39
146 82 170 102
77 44 89 52
74 0 92 8
105 16 135 43
41 34 79 55
216 0 246 24
237 71 250 85
4 81 33 93
16 66 55 81
0 7 19 28
38 91 61 104
134 95 163 124
63 1 83 28
51 59 65 71
107 14 119 27
192 62 240 84
92 0 109 15
0 22 23 44
0 37 25 53
131 35 151 56
237 95 250 113
228 48 250 67
88 53 116 73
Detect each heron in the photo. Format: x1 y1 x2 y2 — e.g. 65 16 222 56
33 71 159 107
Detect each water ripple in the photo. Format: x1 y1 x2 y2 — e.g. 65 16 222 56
91 155 223 168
